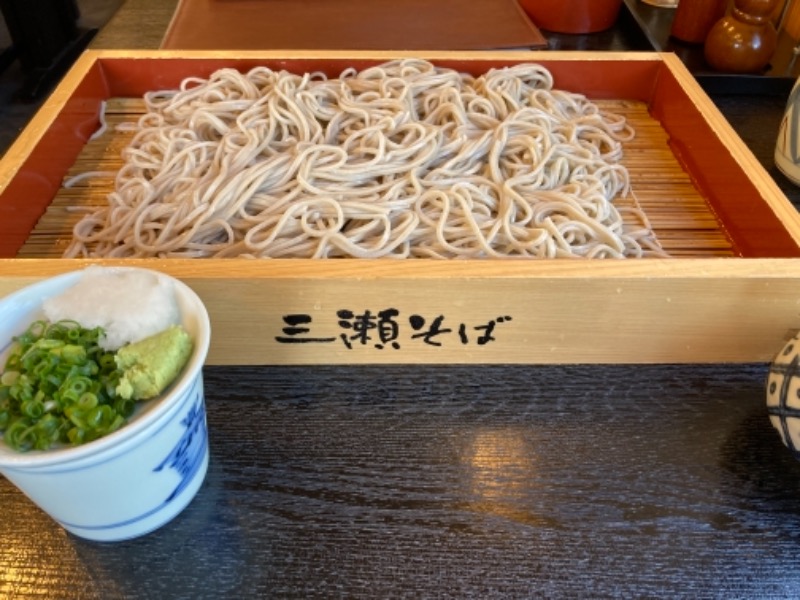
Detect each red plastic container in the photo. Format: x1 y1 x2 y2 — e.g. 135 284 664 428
517 0 623 34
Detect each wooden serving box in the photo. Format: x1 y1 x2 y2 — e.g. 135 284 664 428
1 49 800 366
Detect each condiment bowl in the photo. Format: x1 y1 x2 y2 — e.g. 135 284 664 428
0 266 211 542
518 0 623 34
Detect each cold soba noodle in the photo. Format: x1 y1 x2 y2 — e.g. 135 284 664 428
65 60 666 259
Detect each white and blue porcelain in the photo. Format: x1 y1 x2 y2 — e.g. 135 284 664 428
0 267 211 542
767 331 800 456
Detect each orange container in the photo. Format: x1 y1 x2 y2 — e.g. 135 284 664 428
517 0 623 34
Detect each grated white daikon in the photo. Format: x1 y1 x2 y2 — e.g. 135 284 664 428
43 266 180 350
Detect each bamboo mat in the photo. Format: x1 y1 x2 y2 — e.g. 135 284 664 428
17 98 733 258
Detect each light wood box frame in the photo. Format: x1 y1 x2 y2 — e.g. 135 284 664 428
1 49 800 366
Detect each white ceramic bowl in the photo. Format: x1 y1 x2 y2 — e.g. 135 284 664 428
0 266 211 542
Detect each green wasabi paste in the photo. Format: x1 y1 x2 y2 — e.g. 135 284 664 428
115 325 193 401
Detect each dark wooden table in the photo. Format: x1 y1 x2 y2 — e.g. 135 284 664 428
3 1 800 597
3 364 800 598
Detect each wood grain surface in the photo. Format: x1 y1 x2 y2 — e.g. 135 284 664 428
89 0 180 50
2 363 799 598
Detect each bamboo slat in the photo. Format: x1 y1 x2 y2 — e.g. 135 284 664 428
17 97 734 258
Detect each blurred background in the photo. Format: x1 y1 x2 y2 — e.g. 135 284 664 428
3 0 800 159
0 0 122 155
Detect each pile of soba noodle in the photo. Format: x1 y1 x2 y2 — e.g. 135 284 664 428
64 59 666 259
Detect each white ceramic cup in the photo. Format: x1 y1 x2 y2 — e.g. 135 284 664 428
0 267 211 542
775 78 800 186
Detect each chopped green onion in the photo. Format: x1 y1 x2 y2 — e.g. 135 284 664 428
20 399 44 419
0 320 130 452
